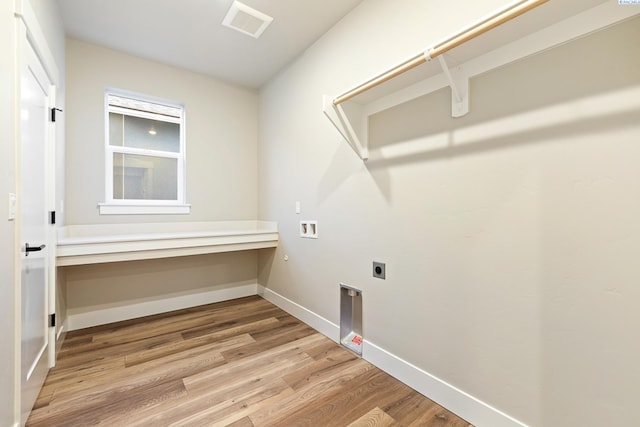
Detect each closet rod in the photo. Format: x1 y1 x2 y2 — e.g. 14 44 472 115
333 0 549 105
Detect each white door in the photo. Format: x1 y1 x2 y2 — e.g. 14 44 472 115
20 39 52 426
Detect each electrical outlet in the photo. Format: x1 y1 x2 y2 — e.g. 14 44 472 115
373 261 385 279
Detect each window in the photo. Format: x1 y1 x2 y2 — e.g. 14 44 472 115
99 90 189 214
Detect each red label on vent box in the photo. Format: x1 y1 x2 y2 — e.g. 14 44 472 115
352 335 362 345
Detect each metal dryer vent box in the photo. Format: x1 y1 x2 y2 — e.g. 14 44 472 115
340 283 363 355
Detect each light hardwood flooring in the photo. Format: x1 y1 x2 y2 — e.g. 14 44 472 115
27 295 473 426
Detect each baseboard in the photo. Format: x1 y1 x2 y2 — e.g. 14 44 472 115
67 283 258 330
56 323 65 341
257 285 527 427
257 285 340 342
55 322 67 359
363 341 528 427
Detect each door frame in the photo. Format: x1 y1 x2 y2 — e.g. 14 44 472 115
13 0 59 424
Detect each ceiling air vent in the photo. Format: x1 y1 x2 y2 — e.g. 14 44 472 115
222 1 273 39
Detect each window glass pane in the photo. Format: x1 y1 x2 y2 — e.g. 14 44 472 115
112 153 178 200
109 114 180 153
109 113 123 147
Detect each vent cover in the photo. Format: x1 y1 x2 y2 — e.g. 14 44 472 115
222 1 273 39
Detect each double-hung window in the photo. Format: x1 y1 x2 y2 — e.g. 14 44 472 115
100 90 189 214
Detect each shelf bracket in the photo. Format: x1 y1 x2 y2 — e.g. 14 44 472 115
436 55 469 118
322 95 369 160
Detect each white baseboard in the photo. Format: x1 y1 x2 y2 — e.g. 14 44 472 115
67 283 258 331
64 283 527 426
55 322 66 359
257 285 527 427
257 285 340 342
363 341 527 427
56 323 65 341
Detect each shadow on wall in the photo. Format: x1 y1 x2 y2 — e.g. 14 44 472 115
258 247 276 286
365 85 640 169
317 141 393 204
65 251 258 308
317 16 640 203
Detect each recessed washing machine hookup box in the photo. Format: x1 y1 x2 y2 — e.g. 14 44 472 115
340 283 363 355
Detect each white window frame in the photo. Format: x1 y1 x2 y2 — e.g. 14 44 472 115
99 89 190 215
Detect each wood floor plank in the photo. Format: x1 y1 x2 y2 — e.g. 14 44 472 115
219 320 317 362
281 344 358 390
251 360 381 427
180 306 286 340
124 328 257 367
307 372 410 426
177 314 283 356
36 356 126 403
55 331 184 369
127 350 312 426
183 334 323 393
57 334 92 349
171 379 294 427
347 406 398 427
27 378 187 427
30 340 230 421
62 296 272 353
382 388 474 427
261 369 409 427
28 296 473 427
303 335 350 360
226 416 256 427
62 298 269 351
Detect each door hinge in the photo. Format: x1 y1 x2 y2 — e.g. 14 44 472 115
49 313 56 328
50 107 63 122
49 210 56 225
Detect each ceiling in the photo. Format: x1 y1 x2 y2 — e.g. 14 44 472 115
56 0 365 89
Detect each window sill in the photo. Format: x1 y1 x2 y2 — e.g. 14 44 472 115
98 203 191 215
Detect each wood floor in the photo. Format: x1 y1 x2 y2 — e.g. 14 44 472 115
28 296 472 426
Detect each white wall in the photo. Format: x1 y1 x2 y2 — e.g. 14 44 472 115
1 1 65 425
65 38 258 225
258 0 640 425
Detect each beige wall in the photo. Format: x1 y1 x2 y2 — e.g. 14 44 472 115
258 1 640 425
63 39 261 329
65 38 258 225
65 251 258 322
